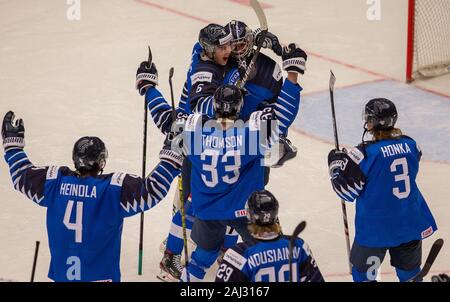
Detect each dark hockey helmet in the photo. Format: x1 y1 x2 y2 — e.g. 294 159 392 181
363 98 398 131
213 85 244 119
226 20 254 59
72 136 108 172
246 190 279 226
198 23 232 57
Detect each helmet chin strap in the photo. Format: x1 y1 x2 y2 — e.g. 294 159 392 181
361 122 369 146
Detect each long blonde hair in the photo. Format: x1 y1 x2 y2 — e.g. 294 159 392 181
248 223 282 239
370 127 403 141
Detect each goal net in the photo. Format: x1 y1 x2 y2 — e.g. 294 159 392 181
406 0 450 81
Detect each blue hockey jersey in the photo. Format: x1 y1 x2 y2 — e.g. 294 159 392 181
340 136 437 247
4 148 179 282
215 235 324 282
183 111 284 220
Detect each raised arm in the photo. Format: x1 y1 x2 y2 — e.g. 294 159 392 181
119 134 184 217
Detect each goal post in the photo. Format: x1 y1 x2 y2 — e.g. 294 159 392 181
406 0 450 82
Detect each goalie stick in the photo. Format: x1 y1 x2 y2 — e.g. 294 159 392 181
138 46 152 275
329 70 352 275
408 238 444 282
289 221 306 282
237 0 268 89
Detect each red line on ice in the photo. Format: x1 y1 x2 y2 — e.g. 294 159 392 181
228 0 273 9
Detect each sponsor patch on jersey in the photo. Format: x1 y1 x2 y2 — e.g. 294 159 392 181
421 226 434 239
190 71 213 86
185 113 202 132
272 63 282 81
46 166 60 180
111 172 125 187
223 248 247 270
234 209 247 218
347 147 365 164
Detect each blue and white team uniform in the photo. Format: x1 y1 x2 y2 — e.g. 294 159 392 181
144 44 302 261
330 136 437 281
4 148 179 282
180 103 298 281
215 235 324 282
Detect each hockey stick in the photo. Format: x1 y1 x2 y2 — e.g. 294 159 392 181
237 0 268 89
168 67 190 282
138 46 152 275
30 241 40 282
329 70 352 274
289 221 306 282
408 238 444 282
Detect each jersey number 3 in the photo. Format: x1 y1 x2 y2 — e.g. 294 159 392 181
390 157 411 199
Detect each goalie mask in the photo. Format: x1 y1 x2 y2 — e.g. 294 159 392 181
227 20 254 59
73 136 108 173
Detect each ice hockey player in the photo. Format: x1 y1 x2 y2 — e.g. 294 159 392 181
177 84 298 282
2 111 182 282
327 98 437 282
215 190 324 282
136 23 235 281
135 22 306 281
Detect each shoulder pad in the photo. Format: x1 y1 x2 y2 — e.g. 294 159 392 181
111 172 127 187
223 246 247 270
346 147 365 164
185 113 204 131
46 166 60 180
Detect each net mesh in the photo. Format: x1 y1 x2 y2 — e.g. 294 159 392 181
413 0 450 78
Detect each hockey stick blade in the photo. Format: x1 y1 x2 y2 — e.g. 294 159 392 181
408 238 444 282
238 0 268 89
289 221 307 282
250 0 268 30
146 46 153 69
329 70 336 92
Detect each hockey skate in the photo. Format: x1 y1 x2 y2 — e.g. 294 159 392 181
157 250 184 282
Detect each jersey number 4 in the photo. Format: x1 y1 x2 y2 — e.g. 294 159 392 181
201 149 241 188
390 157 411 199
63 200 83 243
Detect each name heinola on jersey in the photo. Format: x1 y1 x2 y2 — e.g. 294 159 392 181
60 183 97 198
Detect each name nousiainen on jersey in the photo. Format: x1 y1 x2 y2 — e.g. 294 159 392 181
247 246 302 269
60 183 97 198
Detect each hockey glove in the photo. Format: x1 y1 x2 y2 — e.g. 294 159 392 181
2 111 25 151
136 61 158 96
282 43 307 75
254 28 283 56
270 136 298 168
328 149 366 202
159 133 184 169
